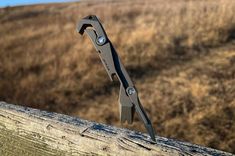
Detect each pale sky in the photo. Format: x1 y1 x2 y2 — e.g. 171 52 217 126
0 0 77 7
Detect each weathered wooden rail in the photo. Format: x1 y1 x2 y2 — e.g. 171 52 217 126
0 102 233 156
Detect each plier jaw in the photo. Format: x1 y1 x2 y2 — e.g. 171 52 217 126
78 15 156 141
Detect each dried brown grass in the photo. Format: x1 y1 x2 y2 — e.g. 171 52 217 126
0 0 235 153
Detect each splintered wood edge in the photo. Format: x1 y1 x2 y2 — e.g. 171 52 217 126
0 102 233 156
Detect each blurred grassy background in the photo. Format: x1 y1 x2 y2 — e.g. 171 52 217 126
0 0 235 153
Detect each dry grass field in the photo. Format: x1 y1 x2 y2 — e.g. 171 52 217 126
0 0 235 153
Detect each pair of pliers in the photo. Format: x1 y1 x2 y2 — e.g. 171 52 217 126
77 15 156 141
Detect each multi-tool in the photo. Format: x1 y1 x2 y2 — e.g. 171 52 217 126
78 15 156 141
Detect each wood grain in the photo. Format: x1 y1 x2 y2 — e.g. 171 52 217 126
0 102 233 156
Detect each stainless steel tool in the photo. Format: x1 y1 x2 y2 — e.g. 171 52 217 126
78 15 156 141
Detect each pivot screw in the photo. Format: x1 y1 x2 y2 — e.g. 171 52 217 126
96 36 106 45
127 87 136 95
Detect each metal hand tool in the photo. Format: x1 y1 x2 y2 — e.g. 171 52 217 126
77 15 156 141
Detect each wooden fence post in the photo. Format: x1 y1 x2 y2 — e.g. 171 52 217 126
0 102 233 156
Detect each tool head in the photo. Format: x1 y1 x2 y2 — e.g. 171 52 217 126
77 15 107 38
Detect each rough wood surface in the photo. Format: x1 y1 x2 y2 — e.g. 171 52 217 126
0 102 233 156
